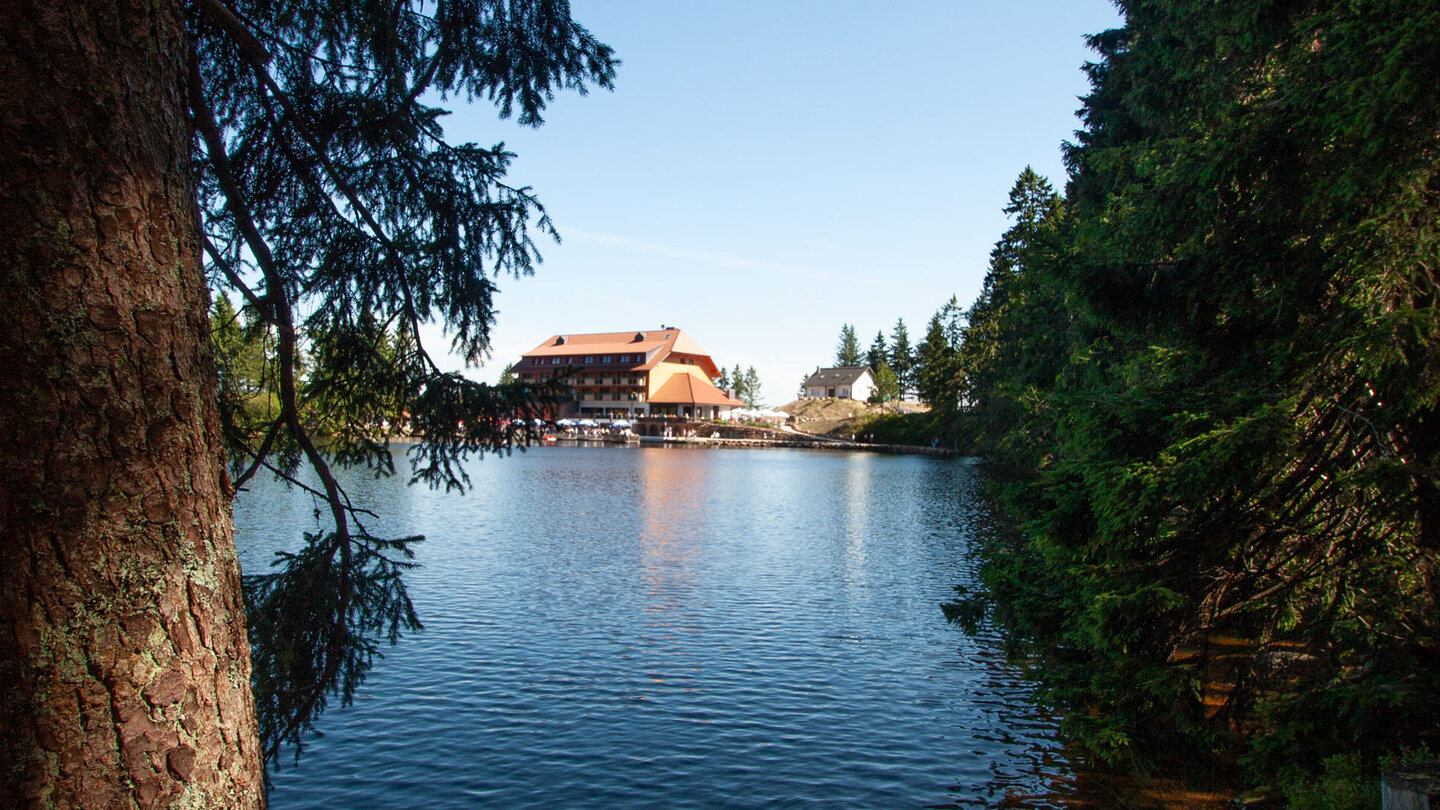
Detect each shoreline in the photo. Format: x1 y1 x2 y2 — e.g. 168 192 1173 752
381 430 962 458
546 434 963 458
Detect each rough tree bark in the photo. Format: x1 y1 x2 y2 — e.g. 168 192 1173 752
0 1 265 807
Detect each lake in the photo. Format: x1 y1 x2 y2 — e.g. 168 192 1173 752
233 444 1077 808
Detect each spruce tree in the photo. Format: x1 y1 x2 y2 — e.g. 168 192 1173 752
835 323 862 366
2 1 266 801
0 0 617 793
741 366 763 408
965 2 1440 781
866 331 888 372
193 0 615 764
871 362 900 403
916 301 963 411
889 318 914 399
957 167 1066 459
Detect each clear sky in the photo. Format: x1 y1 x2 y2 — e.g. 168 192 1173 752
436 0 1123 405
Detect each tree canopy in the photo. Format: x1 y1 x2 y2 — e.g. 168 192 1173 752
866 331 888 374
943 0 1440 788
189 0 617 763
889 318 914 399
834 323 863 367
729 364 763 408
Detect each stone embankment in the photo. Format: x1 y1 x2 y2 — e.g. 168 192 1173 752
638 421 958 457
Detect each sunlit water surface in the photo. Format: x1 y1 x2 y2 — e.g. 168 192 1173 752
234 445 1078 808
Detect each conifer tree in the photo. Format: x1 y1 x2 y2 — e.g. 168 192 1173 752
835 323 863 366
729 364 746 403
741 366 763 408
957 167 1067 460
193 0 615 765
916 298 963 411
889 318 915 399
0 0 618 794
870 362 901 403
962 2 1440 782
866 331 888 372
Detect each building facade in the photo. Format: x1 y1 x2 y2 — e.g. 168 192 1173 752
515 327 743 420
801 366 875 401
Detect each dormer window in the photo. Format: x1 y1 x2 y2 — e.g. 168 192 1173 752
633 332 645 342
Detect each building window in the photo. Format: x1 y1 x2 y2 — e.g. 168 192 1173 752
584 356 594 364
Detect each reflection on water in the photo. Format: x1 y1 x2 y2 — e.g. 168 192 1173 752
234 445 1083 808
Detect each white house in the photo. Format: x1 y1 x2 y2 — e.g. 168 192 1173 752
802 366 875 401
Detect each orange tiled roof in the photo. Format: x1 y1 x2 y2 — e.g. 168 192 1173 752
520 328 719 376
648 374 745 407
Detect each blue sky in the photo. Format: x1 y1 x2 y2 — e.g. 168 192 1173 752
437 0 1123 405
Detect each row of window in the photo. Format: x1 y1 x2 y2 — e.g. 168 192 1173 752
579 391 643 402
531 353 646 366
569 376 640 386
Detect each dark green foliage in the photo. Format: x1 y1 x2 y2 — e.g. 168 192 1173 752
869 361 900 404
889 318 914 399
858 410 955 448
190 0 616 768
728 364 745 403
1282 746 1435 810
915 297 965 445
835 323 862 367
948 0 1440 791
1282 753 1375 810
956 167 1068 465
866 331 888 372
211 293 279 430
915 313 949 408
737 366 763 408
245 530 422 765
725 363 763 407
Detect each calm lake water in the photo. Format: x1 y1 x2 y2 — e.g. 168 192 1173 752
233 445 1078 808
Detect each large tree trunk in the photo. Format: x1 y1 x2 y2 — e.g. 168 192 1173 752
0 1 265 807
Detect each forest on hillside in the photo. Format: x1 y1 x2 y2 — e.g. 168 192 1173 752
870 2 1440 800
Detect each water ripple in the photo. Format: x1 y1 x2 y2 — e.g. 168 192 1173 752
235 446 1075 808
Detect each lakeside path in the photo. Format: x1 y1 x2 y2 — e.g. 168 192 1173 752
389 421 962 458
619 429 961 458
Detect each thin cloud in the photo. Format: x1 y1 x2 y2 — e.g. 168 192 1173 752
566 228 941 296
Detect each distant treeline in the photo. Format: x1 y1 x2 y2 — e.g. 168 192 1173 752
849 1 1440 798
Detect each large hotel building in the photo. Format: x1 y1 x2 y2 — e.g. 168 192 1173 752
515 327 743 420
